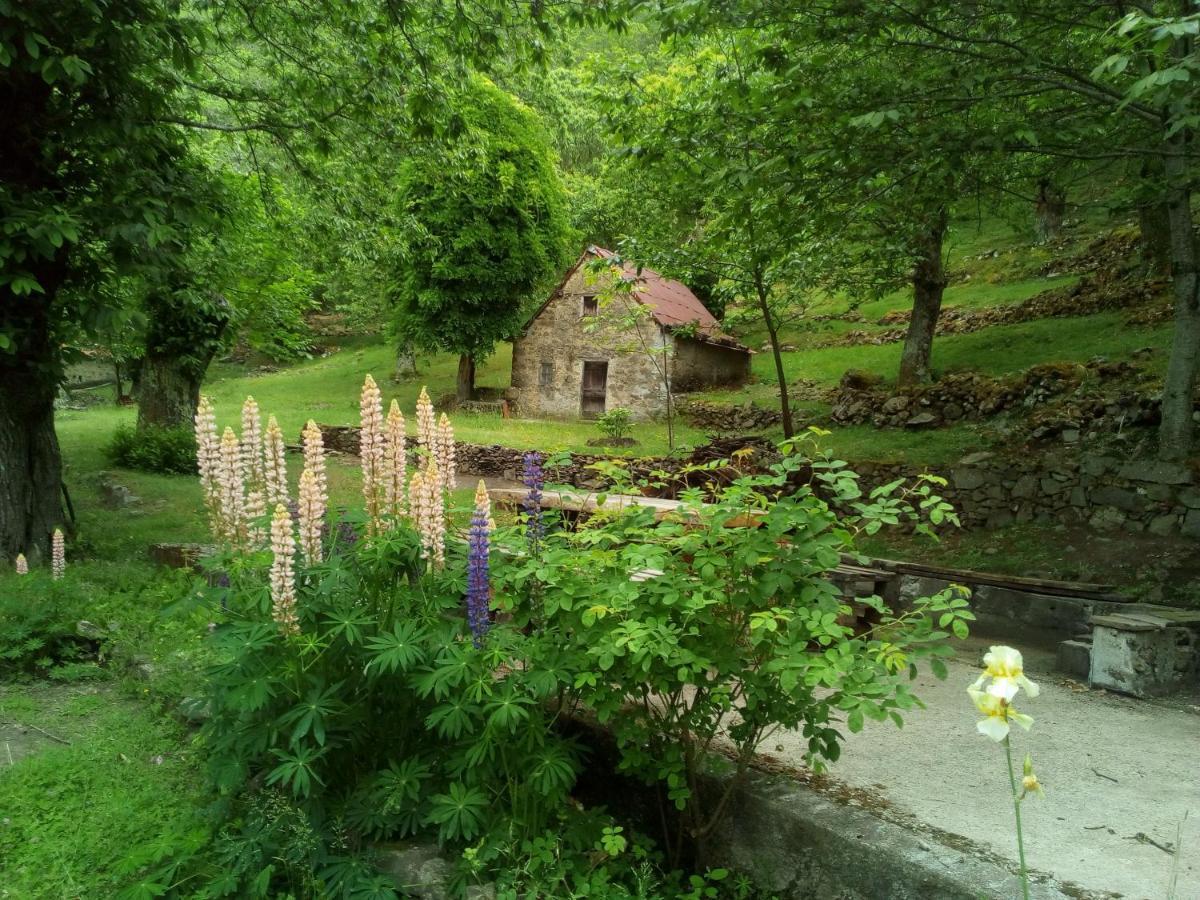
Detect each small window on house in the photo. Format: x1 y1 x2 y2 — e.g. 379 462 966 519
581 295 598 317
539 361 554 386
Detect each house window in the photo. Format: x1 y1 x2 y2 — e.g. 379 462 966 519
539 361 554 386
581 295 598 317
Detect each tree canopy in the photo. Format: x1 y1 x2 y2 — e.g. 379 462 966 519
389 76 574 399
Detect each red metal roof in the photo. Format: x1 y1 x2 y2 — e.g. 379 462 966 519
588 246 721 331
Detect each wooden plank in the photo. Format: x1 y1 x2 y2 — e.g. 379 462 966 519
866 555 1124 601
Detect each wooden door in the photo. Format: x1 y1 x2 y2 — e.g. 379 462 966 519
580 360 608 418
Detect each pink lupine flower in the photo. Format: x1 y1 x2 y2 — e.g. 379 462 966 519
241 398 266 538
359 375 386 534
218 427 247 546
416 386 436 457
297 467 325 566
263 416 288 509
51 528 65 580
194 396 222 538
436 413 457 491
384 400 407 521
301 420 328 503
269 503 299 636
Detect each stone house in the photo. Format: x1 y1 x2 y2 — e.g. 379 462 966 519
508 247 751 420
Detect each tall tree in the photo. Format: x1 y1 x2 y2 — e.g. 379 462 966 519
389 77 574 402
0 0 206 558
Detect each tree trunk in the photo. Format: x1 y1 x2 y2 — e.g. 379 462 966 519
137 354 204 430
1138 163 1173 278
754 275 794 439
1157 139 1200 460
394 342 418 381
1034 179 1066 242
899 208 949 387
456 353 476 403
0 345 64 563
136 292 230 430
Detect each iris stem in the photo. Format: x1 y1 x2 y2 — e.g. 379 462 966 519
1004 735 1031 900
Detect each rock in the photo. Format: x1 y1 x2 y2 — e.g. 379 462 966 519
375 842 464 900
1148 514 1178 536
1080 455 1117 477
1178 487 1200 509
1118 460 1193 485
1061 429 1080 443
952 468 987 491
76 620 106 641
839 369 884 390
986 509 1015 529
904 412 937 429
958 451 994 466
1069 487 1088 507
1010 474 1038 499
1088 506 1126 531
1089 486 1147 513
1182 509 1200 538
98 473 141 509
881 395 910 415
177 697 211 724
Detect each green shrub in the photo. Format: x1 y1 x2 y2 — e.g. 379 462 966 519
0 573 100 678
161 433 968 897
596 407 633 441
105 423 197 474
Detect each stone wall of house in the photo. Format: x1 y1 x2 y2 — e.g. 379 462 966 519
671 338 751 392
856 451 1200 537
509 266 669 421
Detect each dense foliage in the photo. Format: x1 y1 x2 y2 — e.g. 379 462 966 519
113 412 971 896
389 76 574 398
105 424 198 475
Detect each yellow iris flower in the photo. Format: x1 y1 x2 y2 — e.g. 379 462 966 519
971 645 1040 702
968 687 1034 742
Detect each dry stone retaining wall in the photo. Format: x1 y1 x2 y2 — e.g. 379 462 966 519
858 451 1200 537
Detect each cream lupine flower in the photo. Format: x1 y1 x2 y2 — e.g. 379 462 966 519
301 420 328 503
359 375 386 534
263 416 288 508
50 528 65 579
297 468 325 566
217 427 248 545
410 461 446 568
436 413 457 491
14 554 28 575
269 504 299 636
972 645 1040 701
383 400 407 521
194 396 222 536
241 398 266 538
415 386 436 455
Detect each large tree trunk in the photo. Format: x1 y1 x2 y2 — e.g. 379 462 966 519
0 341 63 563
456 353 476 403
136 354 204 430
898 208 949 387
1157 139 1200 461
1139 200 1172 277
1034 179 1066 242
136 292 230 430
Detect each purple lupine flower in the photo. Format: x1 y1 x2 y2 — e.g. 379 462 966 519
521 451 545 557
466 482 492 646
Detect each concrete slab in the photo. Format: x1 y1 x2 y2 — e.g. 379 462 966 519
765 637 1200 899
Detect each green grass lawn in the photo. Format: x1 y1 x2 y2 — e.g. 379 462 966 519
0 683 206 899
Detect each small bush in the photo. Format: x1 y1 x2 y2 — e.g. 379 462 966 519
105 424 197 474
596 407 633 441
0 574 98 678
